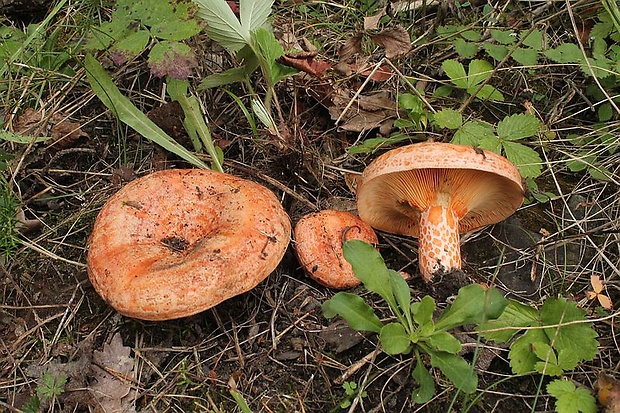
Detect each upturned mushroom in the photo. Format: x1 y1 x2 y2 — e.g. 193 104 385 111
87 169 291 321
356 142 524 281
294 209 378 289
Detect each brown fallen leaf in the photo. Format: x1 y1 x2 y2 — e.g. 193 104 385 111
369 26 412 59
329 90 396 132
90 333 137 413
596 373 620 413
49 117 88 149
277 51 332 78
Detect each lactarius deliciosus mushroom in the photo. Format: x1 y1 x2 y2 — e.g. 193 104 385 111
87 169 291 321
294 210 378 289
356 142 524 281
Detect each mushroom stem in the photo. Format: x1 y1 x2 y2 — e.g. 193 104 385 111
418 204 461 281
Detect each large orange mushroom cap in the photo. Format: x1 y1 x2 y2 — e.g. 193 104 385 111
294 210 378 289
356 142 524 280
87 169 291 321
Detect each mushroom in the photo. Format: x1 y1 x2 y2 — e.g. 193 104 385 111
87 169 291 321
356 142 524 281
294 209 378 289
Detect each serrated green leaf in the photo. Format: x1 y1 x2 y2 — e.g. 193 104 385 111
322 292 383 333
544 43 584 63
532 341 558 365
454 38 478 59
240 0 274 33
484 42 509 61
380 322 411 354
451 120 496 148
412 362 435 403
150 19 202 41
86 19 132 50
37 371 67 401
110 29 150 62
512 47 539 66
194 0 250 51
478 300 538 343
490 29 516 45
442 59 468 88
343 240 397 310
467 59 494 87
497 113 540 140
461 30 482 41
501 141 543 179
547 379 597 413
433 85 454 97
430 351 477 393
428 331 461 353
251 27 297 85
434 108 462 129
471 84 504 101
148 41 196 79
521 29 543 50
398 93 423 111
508 329 547 375
540 297 599 363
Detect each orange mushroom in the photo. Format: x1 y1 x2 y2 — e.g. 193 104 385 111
356 142 524 281
87 169 291 321
294 210 378 289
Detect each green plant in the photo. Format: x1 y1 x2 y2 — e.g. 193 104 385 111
434 109 544 180
438 59 504 101
193 0 297 125
0 177 20 259
86 0 202 79
565 127 616 181
338 381 368 409
22 370 68 412
478 298 599 377
84 54 217 170
322 240 508 402
547 379 597 413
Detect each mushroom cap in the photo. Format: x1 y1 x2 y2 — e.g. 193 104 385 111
87 169 291 321
357 142 524 237
294 210 378 289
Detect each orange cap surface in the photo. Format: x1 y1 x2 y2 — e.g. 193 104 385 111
356 142 524 279
87 169 291 320
294 210 378 289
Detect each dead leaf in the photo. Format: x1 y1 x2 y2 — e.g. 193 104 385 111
277 51 332 78
586 275 613 310
90 333 137 413
339 34 363 62
329 90 396 132
364 7 387 31
13 108 43 135
596 373 620 413
49 118 88 149
369 26 411 59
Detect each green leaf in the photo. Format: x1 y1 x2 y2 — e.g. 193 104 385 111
454 38 478 59
547 379 597 413
478 300 538 343
412 295 435 328
389 269 413 326
322 292 383 333
343 240 397 310
430 351 477 393
531 341 562 376
490 29 516 45
198 66 252 89
150 19 202 41
435 284 507 331
240 0 274 34
471 84 504 101
428 331 461 354
461 29 481 41
451 120 497 150
521 29 543 50
484 42 509 61
380 322 412 355
0 129 50 143
501 141 543 179
508 328 547 375
434 108 462 129
83 54 208 169
540 297 599 364
194 0 251 51
37 371 67 401
251 27 297 85
467 59 493 87
497 113 540 140
442 59 468 88
148 41 196 79
411 362 435 404
110 29 150 62
512 47 539 66
544 43 583 63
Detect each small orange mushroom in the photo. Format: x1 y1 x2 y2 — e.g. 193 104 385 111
294 210 378 289
87 169 291 321
356 142 524 281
